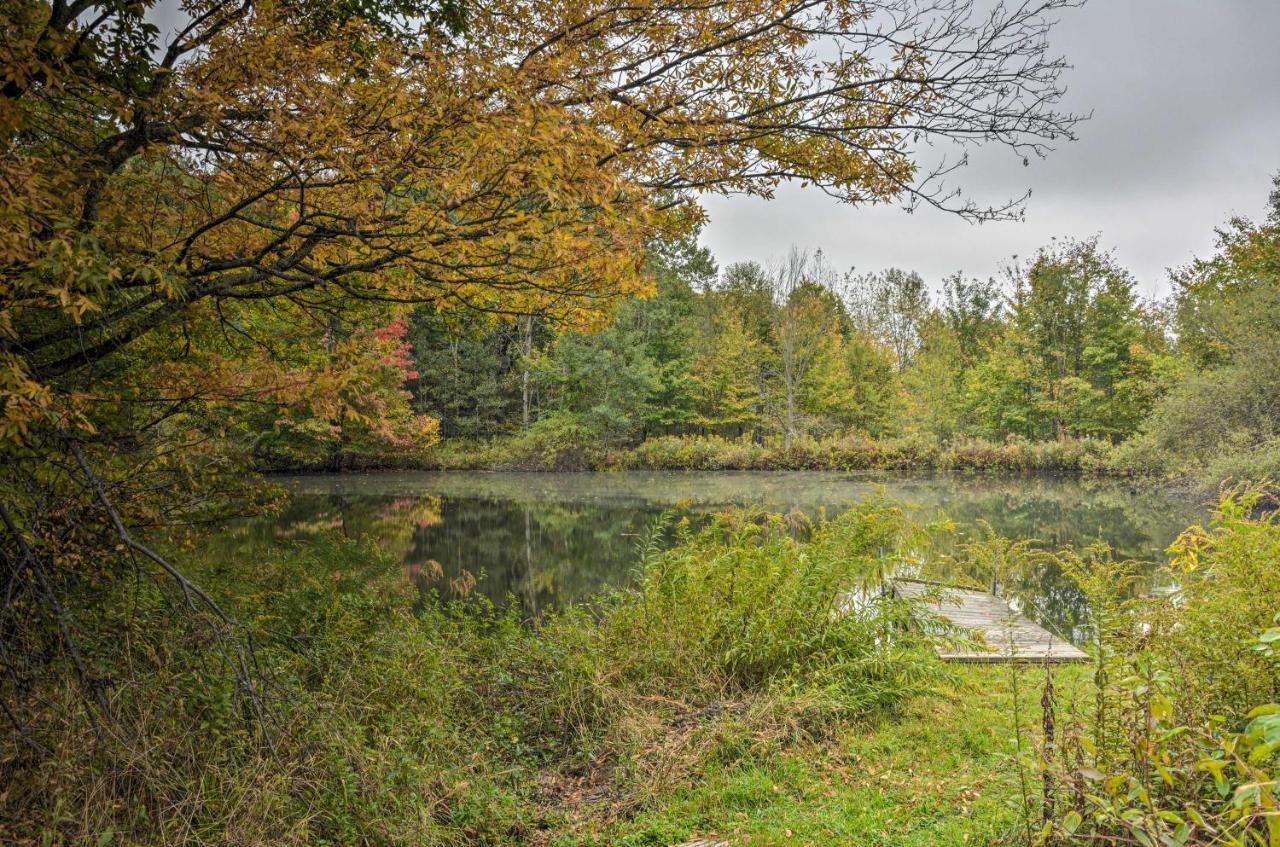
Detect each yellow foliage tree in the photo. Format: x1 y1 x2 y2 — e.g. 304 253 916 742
3 0 1079 446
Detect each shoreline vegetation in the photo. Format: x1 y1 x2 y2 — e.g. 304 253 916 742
250 178 1280 492
261 434 1132 477
6 496 1278 846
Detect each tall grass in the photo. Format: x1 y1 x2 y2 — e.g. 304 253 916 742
1 503 941 846
1007 491 1280 847
412 431 1117 474
593 505 940 709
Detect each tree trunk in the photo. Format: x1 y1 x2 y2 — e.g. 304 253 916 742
784 386 795 450
521 313 532 429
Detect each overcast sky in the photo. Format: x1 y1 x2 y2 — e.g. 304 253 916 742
699 1 1280 300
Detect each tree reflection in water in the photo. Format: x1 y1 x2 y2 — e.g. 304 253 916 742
211 471 1203 641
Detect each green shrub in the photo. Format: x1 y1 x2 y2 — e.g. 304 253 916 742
1152 491 1280 720
1023 492 1280 847
593 504 941 710
1 538 535 846
432 432 1117 474
1038 626 1280 847
1197 437 1280 491
621 434 740 470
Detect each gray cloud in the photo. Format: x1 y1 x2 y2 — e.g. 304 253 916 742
700 0 1280 299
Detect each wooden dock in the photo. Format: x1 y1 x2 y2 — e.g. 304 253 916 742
891 579 1087 663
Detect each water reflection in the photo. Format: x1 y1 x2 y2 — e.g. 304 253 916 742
213 471 1203 641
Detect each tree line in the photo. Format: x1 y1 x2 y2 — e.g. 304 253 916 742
393 174 1279 485
400 232 1171 452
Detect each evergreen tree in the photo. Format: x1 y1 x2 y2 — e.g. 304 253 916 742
613 231 715 434
408 311 527 438
536 329 660 447
843 331 902 436
800 330 859 435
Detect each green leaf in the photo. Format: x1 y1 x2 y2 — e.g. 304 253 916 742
1063 811 1083 834
1232 783 1260 810
1249 740 1279 764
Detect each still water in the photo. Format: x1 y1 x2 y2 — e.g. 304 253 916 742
219 471 1203 640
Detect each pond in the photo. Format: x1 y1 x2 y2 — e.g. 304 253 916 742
214 471 1204 643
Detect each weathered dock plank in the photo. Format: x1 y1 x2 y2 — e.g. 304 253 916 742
892 579 1087 663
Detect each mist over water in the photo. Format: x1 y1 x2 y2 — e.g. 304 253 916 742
214 471 1203 640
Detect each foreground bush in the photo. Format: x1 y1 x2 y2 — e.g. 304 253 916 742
1011 493 1280 847
0 504 939 846
594 504 939 709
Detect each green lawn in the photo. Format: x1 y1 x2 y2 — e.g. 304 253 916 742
552 665 1089 847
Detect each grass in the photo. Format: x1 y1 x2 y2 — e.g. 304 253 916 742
2 504 960 846
9 493 1272 846
1 500 1105 847
580 664 1088 847
2 524 1090 847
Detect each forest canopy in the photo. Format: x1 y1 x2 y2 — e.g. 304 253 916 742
2 0 1081 452
402 233 1173 458
401 179 1278 485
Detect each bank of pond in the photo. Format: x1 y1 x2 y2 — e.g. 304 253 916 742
268 434 1135 476
3 480 1276 847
